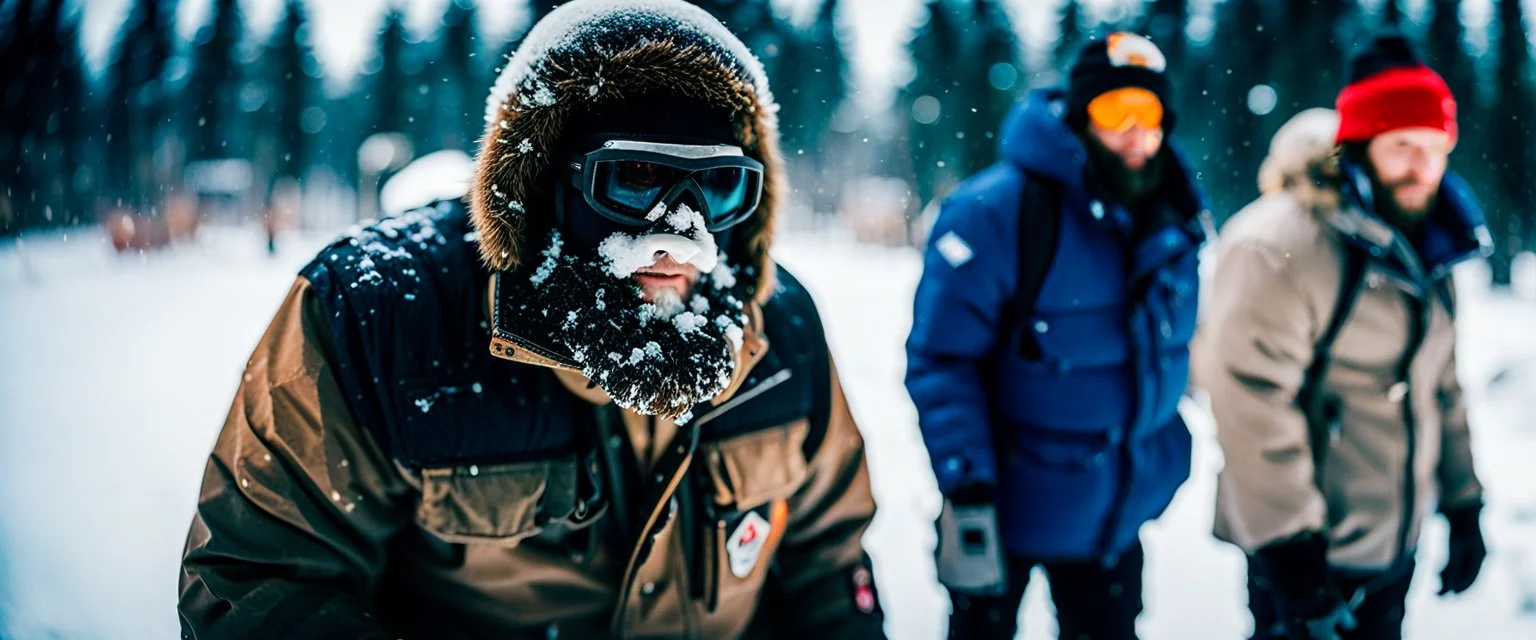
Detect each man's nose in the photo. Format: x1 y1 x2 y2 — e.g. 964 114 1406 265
1406 163 1436 186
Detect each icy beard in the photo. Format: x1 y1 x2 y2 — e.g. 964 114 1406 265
517 205 752 423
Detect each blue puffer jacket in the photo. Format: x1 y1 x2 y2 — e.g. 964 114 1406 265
905 88 1209 561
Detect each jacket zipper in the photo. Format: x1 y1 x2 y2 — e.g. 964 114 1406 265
1096 302 1155 561
606 369 792 634
1393 289 1430 568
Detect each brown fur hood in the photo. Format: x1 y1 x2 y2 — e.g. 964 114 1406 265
470 0 785 303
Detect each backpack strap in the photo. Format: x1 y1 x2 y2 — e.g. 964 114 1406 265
1299 243 1368 471
997 171 1062 360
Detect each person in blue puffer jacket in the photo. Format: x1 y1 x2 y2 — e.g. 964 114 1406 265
906 34 1210 640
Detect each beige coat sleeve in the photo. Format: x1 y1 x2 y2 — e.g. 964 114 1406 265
1200 240 1328 551
178 278 413 639
1435 344 1483 511
766 356 885 638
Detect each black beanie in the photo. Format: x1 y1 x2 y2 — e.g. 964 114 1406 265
1346 32 1425 85
1066 33 1175 132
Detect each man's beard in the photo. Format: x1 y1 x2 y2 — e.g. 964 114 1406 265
1366 170 1438 233
1345 144 1439 233
1083 134 1166 214
509 230 752 423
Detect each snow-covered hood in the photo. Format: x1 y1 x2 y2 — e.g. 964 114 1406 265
470 0 786 304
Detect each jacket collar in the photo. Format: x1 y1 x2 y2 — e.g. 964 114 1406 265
1326 163 1492 283
483 274 770 409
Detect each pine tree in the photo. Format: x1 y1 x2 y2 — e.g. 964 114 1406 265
371 8 412 138
105 0 177 210
1280 0 1350 115
188 0 245 161
436 0 484 152
1425 0 1475 111
35 0 88 227
1489 0 1535 285
268 0 317 181
777 0 848 156
1 0 32 233
1209 0 1282 219
1381 0 1405 27
1054 0 1085 75
0 0 89 231
903 0 965 206
798 0 852 214
958 0 1021 176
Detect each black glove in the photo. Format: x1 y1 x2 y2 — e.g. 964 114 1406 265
1438 504 1487 596
1253 533 1357 640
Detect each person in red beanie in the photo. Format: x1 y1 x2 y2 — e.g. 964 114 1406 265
1194 33 1491 640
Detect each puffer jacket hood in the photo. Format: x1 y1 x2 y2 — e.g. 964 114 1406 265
996 88 1207 218
471 0 785 303
997 87 1091 188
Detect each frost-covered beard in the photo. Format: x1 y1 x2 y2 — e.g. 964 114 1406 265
517 205 752 423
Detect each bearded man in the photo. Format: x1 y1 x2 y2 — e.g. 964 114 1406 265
1197 33 1490 640
177 2 884 638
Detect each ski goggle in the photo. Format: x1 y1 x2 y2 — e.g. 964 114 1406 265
567 140 765 232
1087 87 1164 133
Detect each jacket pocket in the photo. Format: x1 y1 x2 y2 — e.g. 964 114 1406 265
1004 423 1117 472
698 421 809 610
415 455 583 546
705 420 810 511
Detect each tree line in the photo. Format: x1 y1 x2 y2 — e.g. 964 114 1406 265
1 0 1531 283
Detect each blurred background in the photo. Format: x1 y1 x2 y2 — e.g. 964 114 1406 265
1 0 1531 267
2 0 1535 638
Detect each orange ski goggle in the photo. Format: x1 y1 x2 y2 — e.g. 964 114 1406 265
1087 87 1164 132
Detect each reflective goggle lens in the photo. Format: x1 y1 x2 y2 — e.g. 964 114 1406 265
594 160 690 213
694 166 756 223
1087 87 1164 132
591 160 760 227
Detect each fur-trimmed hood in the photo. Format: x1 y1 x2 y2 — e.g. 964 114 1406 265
471 0 785 303
1257 107 1344 213
1254 106 1490 273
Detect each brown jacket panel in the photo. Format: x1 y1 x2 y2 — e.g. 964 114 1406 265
180 277 879 639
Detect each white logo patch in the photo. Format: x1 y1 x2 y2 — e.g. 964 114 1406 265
935 231 975 268
726 510 772 578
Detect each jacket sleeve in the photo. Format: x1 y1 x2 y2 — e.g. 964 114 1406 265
1435 343 1483 511
768 357 885 639
904 194 1013 495
178 277 413 639
1198 239 1328 552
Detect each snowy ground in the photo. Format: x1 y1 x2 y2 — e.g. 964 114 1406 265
2 223 1535 639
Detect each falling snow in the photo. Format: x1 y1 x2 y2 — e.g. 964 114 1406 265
529 231 564 288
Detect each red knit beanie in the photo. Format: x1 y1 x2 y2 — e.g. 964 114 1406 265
1335 33 1457 144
